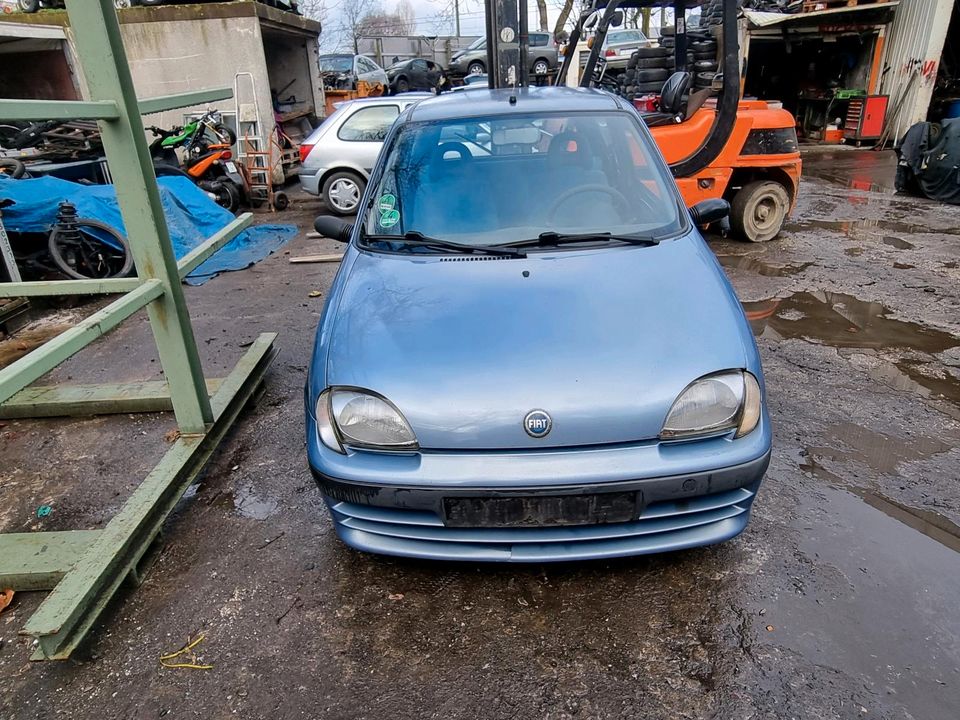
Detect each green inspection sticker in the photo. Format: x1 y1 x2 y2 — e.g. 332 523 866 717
379 209 400 228
378 194 397 212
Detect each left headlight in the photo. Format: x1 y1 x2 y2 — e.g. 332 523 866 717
660 371 761 441
315 388 418 453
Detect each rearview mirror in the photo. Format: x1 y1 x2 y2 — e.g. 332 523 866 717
314 215 354 242
611 10 624 27
689 198 729 226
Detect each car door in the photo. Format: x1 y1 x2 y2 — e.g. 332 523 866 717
409 59 429 89
336 103 401 172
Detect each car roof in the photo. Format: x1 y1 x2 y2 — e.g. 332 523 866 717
342 92 433 107
405 86 628 123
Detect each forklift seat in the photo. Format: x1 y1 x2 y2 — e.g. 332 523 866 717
642 72 693 128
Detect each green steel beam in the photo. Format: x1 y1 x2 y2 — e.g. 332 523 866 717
22 334 278 661
0 378 224 419
0 531 101 592
0 278 142 298
0 99 120 122
67 0 213 435
177 213 252 278
0 279 162 406
138 87 234 116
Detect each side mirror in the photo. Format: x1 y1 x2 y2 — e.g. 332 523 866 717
611 10 624 27
689 198 729 226
314 215 354 243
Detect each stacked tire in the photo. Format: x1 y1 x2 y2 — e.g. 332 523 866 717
690 38 717 91
620 46 674 99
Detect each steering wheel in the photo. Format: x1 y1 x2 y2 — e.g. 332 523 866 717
546 184 631 223
436 142 471 161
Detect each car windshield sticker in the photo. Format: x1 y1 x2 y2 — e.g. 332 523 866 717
378 194 397 212
379 209 400 228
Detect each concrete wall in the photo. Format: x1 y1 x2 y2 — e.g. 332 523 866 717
114 15 274 153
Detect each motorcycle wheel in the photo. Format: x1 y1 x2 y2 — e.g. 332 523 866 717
214 124 237 146
48 220 134 280
200 180 240 213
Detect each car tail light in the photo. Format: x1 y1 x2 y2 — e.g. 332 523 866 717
299 143 315 164
605 49 616 57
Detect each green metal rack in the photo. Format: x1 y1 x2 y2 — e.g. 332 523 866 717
0 0 277 660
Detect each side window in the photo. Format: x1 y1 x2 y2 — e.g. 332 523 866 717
338 105 400 142
530 33 548 47
357 57 373 73
412 59 427 71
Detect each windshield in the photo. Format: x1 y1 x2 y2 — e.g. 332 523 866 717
362 110 684 249
465 36 486 50
320 55 353 72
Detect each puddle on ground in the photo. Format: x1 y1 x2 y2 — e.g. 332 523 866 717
801 451 960 555
0 324 75 369
716 254 813 277
787 218 960 237
232 484 279 520
741 291 960 352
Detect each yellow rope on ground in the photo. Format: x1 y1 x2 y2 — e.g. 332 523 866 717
159 633 213 670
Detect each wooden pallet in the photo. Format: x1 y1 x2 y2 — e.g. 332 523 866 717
802 0 881 11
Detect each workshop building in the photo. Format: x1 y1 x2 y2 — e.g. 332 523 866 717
0 1 322 182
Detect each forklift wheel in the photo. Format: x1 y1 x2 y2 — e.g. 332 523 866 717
731 181 790 243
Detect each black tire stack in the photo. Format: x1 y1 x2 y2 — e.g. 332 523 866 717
690 38 718 91
617 46 675 100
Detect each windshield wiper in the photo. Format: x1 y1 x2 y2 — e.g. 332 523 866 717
498 231 660 249
363 230 526 258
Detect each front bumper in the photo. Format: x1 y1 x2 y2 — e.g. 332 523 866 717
307 406 772 561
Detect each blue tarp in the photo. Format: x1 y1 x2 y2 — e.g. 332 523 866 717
0 175 298 285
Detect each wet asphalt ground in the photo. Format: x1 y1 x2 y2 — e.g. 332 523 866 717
1 148 959 719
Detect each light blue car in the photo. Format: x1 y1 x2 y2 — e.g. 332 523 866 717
306 87 771 562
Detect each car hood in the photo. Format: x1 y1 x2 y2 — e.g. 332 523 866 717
324 235 752 450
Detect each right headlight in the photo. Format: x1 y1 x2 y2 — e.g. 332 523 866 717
660 371 761 441
315 388 418 453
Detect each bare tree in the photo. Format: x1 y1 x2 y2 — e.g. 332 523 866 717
552 0 574 37
395 0 416 34
536 0 549 31
336 0 382 52
357 11 412 37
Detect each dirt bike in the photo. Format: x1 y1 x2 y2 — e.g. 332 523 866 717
147 113 244 212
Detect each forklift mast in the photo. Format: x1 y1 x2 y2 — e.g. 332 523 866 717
557 0 740 179
484 0 530 88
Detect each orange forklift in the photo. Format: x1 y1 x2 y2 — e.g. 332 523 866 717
557 0 802 241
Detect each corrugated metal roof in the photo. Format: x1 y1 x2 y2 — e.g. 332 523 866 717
743 2 900 28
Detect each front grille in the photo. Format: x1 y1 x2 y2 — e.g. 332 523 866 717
327 486 757 561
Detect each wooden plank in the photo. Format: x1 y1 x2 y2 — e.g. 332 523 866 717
0 378 224 419
138 87 233 116
0 99 120 122
289 253 344 264
0 531 101 591
0 279 163 406
0 278 142 298
176 213 252 278
22 333 277 660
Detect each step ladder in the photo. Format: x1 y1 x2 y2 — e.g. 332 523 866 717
233 71 278 211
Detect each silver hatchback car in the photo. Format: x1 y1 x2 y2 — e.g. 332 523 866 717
299 94 430 215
